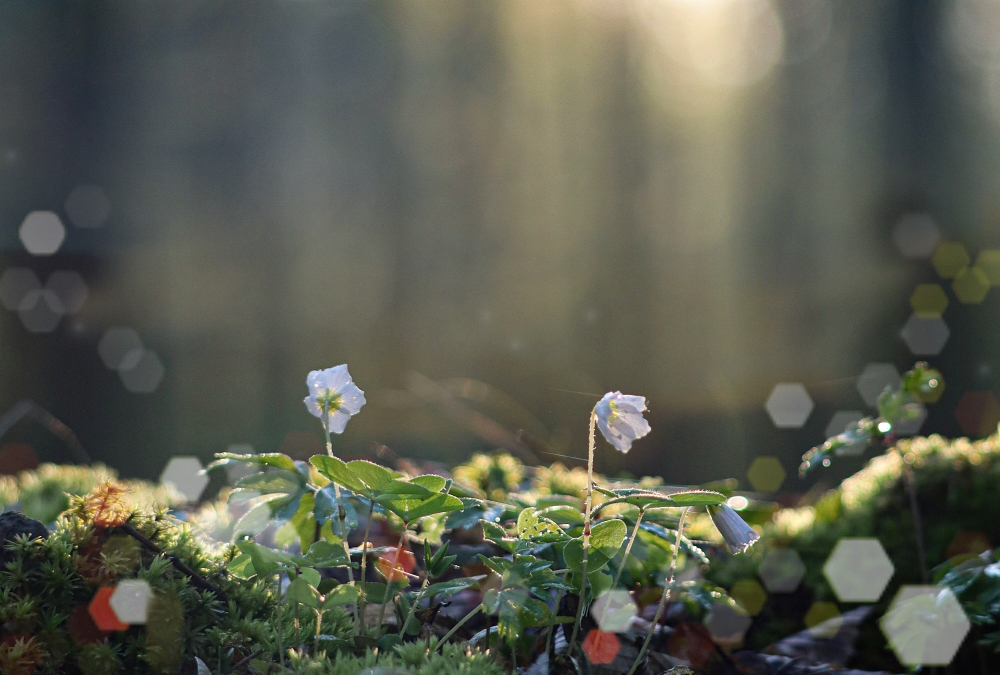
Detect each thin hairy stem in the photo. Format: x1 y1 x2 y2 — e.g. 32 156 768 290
545 586 566 660
627 507 689 675
321 401 359 629
567 411 598 655
610 508 645 591
436 604 483 649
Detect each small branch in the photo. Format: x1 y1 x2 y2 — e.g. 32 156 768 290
231 648 263 671
118 523 226 602
436 604 483 650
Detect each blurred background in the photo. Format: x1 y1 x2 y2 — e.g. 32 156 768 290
1 0 999 498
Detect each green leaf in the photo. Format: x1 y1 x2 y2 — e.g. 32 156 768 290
313 484 359 531
310 456 367 493
289 492 317 551
305 540 351 567
380 479 435 498
298 567 321 587
209 452 298 473
667 490 727 507
423 576 485 600
410 474 448 493
235 469 304 495
590 519 627 557
287 577 320 608
232 498 283 539
227 553 255 580
537 505 584 525
516 507 565 539
377 493 464 522
322 584 358 609
236 540 290 577
346 460 395 493
446 501 499 530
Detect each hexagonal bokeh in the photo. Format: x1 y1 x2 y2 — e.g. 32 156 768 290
19 211 66 255
704 601 751 643
119 348 165 394
759 548 805 593
0 268 42 312
765 383 813 428
730 579 767 616
65 185 111 228
892 213 940 259
955 391 1000 438
823 537 894 602
932 241 970 279
18 289 64 333
45 271 88 314
747 456 786 492
976 250 1000 286
900 314 949 356
824 410 864 455
159 456 208 503
856 363 900 407
947 531 991 560
591 589 637 632
98 327 143 370
224 444 257 484
109 579 154 624
893 398 927 436
880 586 970 666
953 265 991 304
910 283 948 317
89 587 128 631
805 601 842 639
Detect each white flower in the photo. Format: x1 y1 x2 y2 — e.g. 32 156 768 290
594 391 651 453
304 365 366 433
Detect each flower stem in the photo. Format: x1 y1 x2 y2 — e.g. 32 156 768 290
627 507 689 675
567 411 598 656
321 402 360 628
436 604 483 650
376 525 408 632
545 586 566 659
610 508 645 591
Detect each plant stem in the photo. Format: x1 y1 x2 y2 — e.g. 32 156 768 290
275 574 285 667
897 449 929 582
377 525 409 632
118 523 227 602
545 587 566 660
626 507 688 675
321 403 359 615
402 573 430 637
356 501 376 635
610 508 645 591
294 602 301 651
436 604 483 649
314 608 323 655
567 411 597 655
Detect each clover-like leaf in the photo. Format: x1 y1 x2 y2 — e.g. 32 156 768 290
667 490 726 507
422 576 485 601
208 452 298 473
287 577 320 608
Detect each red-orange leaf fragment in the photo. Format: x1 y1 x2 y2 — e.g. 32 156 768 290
88 587 128 631
582 629 620 665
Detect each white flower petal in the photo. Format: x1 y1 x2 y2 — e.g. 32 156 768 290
338 382 366 414
304 396 323 418
594 391 651 453
327 409 352 434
